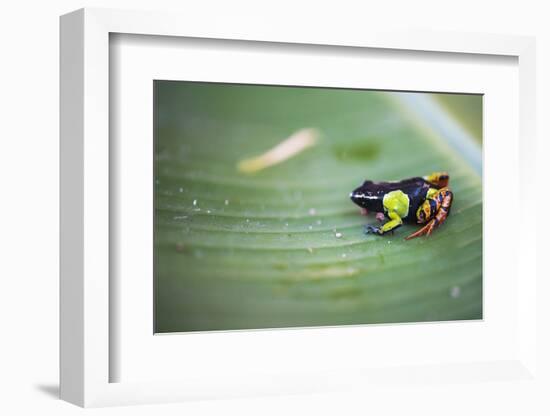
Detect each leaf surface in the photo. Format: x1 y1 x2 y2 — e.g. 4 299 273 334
155 82 482 332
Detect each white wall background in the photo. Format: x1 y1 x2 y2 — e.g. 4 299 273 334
1 1 548 414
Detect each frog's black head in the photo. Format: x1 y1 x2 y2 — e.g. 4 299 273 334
349 180 384 211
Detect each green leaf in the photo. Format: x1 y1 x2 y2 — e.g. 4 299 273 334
154 81 482 333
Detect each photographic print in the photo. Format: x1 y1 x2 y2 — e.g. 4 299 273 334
154 81 482 333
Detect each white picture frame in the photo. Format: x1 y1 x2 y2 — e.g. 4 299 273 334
60 7 538 408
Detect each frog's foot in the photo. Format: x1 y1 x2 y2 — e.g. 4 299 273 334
376 212 385 222
360 208 369 216
364 224 383 235
404 220 437 240
366 211 403 236
405 187 453 240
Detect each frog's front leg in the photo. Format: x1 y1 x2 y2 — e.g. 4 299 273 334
365 211 403 235
366 190 408 236
405 187 453 240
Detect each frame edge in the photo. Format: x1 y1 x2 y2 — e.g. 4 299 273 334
59 8 85 407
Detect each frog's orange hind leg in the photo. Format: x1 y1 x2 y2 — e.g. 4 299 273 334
405 219 437 240
405 188 453 240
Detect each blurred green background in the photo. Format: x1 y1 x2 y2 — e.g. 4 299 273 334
432 93 483 143
154 81 482 333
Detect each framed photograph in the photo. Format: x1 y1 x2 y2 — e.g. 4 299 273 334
60 8 538 407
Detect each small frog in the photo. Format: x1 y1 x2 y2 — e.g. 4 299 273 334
349 172 453 240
